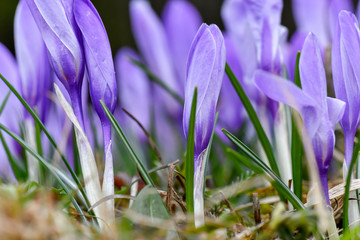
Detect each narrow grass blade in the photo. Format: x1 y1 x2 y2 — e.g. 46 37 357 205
185 88 197 214
343 133 360 233
0 123 89 224
0 90 11 115
291 51 303 200
131 59 184 105
223 129 305 210
0 74 89 206
0 130 26 180
225 63 280 177
100 100 155 187
34 112 45 184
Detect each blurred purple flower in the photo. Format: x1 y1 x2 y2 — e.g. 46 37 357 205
162 0 202 91
292 0 353 47
130 0 201 161
255 33 345 204
332 10 360 167
0 43 23 181
221 0 286 122
14 0 52 121
115 48 151 143
25 0 86 127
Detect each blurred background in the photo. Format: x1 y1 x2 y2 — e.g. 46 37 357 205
0 0 359 55
0 0 297 55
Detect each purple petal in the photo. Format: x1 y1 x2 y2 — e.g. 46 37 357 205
332 11 360 134
183 24 225 155
74 0 117 121
15 0 52 116
162 0 201 92
254 70 320 138
299 33 327 110
326 97 346 129
25 0 84 91
115 47 151 142
0 43 23 180
0 43 23 132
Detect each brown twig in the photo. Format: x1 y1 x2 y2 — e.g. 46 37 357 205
166 165 176 212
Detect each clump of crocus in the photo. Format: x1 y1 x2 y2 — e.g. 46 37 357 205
74 0 117 226
255 33 345 204
183 23 225 227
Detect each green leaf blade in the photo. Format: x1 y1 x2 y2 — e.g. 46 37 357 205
225 63 280 177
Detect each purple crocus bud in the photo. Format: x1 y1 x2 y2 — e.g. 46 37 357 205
14 0 51 120
162 0 202 90
74 0 117 122
115 48 151 142
0 42 23 181
184 24 225 157
255 33 346 204
332 10 360 167
74 0 117 225
25 0 86 127
183 24 225 226
130 0 180 116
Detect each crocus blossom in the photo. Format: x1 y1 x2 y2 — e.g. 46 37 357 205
255 33 345 204
332 10 360 168
25 0 86 127
183 23 225 226
74 0 117 226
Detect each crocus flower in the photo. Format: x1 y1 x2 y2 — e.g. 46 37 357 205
0 42 23 181
115 48 151 143
183 24 225 226
255 33 345 204
14 0 51 121
74 0 117 226
332 10 360 168
25 0 86 128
